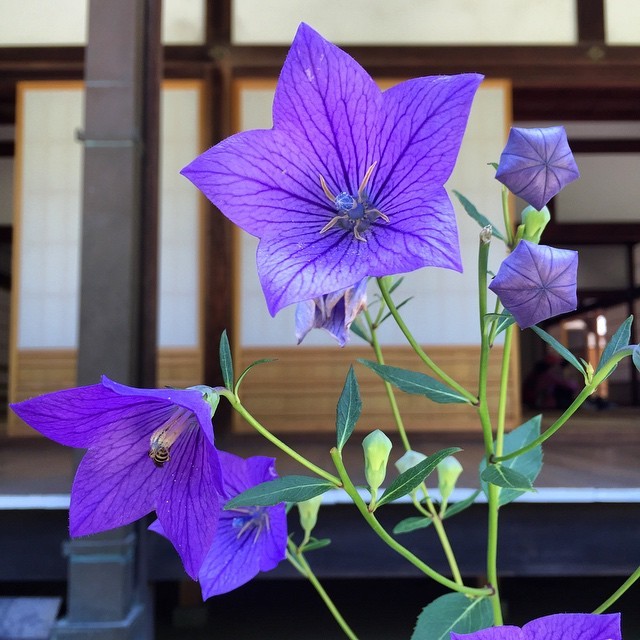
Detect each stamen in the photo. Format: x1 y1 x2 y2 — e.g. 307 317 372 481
148 408 192 467
357 161 378 200
320 216 343 234
319 175 336 202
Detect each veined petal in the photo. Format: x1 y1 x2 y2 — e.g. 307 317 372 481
156 429 220 579
372 74 483 209
451 628 523 640
523 613 621 640
181 129 331 238
273 23 381 195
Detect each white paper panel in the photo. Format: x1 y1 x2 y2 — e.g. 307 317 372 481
232 0 576 45
605 0 640 44
555 154 640 223
236 80 511 347
0 0 205 46
15 82 202 349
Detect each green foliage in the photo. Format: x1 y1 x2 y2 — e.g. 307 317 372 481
411 593 493 640
452 190 507 242
377 447 460 508
300 538 331 552
359 360 471 404
633 344 640 372
596 315 633 374
225 476 335 509
485 311 516 337
335 366 362 451
480 464 534 492
531 325 584 374
479 415 543 506
219 330 234 390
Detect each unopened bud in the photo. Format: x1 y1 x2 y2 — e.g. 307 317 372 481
437 455 463 508
362 429 392 497
521 205 551 244
480 225 492 245
395 450 427 475
298 495 323 538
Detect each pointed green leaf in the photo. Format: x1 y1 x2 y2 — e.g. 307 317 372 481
336 366 362 451
596 315 633 374
442 489 481 519
349 320 370 343
359 360 471 404
219 330 234 390
235 358 277 394
377 447 461 508
225 476 335 509
300 538 332 552
531 325 584 373
453 190 506 242
481 464 535 491
633 344 640 372
486 312 517 337
388 276 405 295
411 592 493 640
393 516 433 535
479 415 543 506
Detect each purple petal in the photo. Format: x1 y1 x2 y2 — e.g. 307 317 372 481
451 627 523 640
495 126 580 210
156 429 220 579
523 613 621 640
489 240 578 329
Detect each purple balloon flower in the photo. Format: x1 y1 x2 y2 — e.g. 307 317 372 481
451 612 621 639
489 240 578 329
495 126 580 211
182 23 483 315
11 377 223 579
151 451 287 597
296 277 368 346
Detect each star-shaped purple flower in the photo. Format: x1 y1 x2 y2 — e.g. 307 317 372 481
11 377 223 579
495 126 580 211
489 240 578 329
150 451 287 597
182 23 483 315
451 612 621 639
296 277 368 346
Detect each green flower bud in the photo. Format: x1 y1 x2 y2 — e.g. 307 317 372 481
437 455 463 509
362 429 393 498
297 495 323 539
521 205 551 244
395 450 427 475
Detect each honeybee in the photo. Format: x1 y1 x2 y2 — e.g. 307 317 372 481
148 441 171 468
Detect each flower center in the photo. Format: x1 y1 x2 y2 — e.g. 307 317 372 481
148 407 192 468
319 162 389 242
232 507 271 543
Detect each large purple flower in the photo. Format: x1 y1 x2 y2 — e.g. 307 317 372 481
495 126 580 211
151 451 287 597
182 23 482 315
489 240 578 329
11 377 223 579
451 612 621 639
296 277 368 346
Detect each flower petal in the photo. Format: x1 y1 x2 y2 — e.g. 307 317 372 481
156 429 220 579
523 613 621 640
451 628 523 640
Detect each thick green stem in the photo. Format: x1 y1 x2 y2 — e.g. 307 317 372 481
220 390 340 486
495 325 514 457
493 346 635 463
376 277 477 405
330 447 491 597
287 540 359 640
501 185 514 247
593 565 640 614
486 483 503 625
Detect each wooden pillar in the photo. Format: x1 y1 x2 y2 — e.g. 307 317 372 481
54 0 161 638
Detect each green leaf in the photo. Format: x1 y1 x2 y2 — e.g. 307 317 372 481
452 190 506 242
235 358 277 394
349 320 370 343
596 315 633 374
359 360 471 404
393 516 433 535
300 538 331 552
531 325 584 373
219 330 234 390
479 415 543 506
225 476 335 509
411 592 493 640
633 344 640 372
377 447 461 508
486 312 516 337
442 489 481 519
387 276 405 295
336 366 362 451
481 464 534 491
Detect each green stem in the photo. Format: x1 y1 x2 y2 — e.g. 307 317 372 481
486 483 503 625
287 540 359 640
495 325 515 458
501 185 514 247
364 308 411 451
493 346 635 463
220 390 340 486
593 565 640 614
330 447 491 597
376 277 477 404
